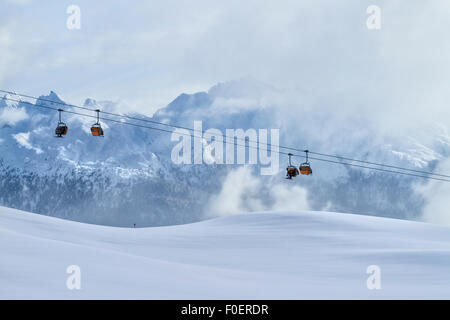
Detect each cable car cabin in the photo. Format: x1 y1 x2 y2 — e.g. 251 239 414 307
55 123 68 137
299 163 312 175
286 166 299 179
91 124 104 136
91 109 104 136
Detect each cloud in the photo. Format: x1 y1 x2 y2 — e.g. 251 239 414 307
5 0 33 4
205 166 309 217
1 0 449 121
0 27 12 84
418 158 450 226
209 97 261 115
270 183 310 212
12 132 43 154
0 106 28 125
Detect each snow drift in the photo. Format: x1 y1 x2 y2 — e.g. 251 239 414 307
1 205 450 299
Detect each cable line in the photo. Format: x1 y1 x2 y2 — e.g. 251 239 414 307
2 89 448 178
2 92 450 183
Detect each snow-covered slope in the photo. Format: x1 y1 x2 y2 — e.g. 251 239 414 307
1 205 450 299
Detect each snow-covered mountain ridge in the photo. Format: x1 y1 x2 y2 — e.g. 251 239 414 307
1 79 450 226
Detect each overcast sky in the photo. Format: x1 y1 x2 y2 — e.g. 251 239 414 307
1 0 450 120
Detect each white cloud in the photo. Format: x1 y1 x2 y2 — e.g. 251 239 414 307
209 98 260 115
418 159 450 226
206 166 309 217
0 27 12 84
0 106 28 125
12 132 43 154
5 0 33 4
270 183 310 212
2 0 450 127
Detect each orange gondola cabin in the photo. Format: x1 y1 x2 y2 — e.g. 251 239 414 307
91 124 104 136
299 163 312 175
299 150 312 175
91 109 104 136
286 166 299 179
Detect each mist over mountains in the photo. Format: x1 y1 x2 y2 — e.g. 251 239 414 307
1 79 449 226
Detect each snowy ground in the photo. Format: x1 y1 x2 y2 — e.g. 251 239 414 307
1 205 450 299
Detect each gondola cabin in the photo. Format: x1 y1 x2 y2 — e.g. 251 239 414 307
286 166 299 179
55 123 68 137
299 163 312 175
286 153 299 179
91 124 104 136
91 109 104 136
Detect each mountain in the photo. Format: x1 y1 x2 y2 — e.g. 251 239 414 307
0 91 221 227
1 79 449 226
2 205 450 299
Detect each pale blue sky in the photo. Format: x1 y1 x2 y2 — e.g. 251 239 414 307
1 0 450 122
